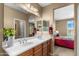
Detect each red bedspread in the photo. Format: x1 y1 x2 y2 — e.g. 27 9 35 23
55 37 74 49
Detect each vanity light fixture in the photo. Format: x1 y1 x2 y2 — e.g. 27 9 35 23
25 3 38 12
18 3 39 16
17 3 39 16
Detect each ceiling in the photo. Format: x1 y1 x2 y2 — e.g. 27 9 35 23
38 3 51 7
4 3 28 14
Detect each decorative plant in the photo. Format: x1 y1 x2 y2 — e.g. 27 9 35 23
3 28 15 37
3 28 15 46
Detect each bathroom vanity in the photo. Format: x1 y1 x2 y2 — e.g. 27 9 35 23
2 17 53 56
3 35 53 56
20 39 52 56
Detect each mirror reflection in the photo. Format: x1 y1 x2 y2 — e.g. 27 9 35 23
15 19 26 39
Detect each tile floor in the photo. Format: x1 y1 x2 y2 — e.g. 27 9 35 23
53 46 74 56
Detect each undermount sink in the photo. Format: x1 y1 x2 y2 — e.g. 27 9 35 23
15 39 35 46
14 37 43 47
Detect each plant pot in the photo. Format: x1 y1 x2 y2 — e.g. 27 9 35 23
6 36 14 47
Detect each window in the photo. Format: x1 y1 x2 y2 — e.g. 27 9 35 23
67 20 74 38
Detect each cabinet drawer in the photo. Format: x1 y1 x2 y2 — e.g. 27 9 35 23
34 44 42 51
20 49 33 56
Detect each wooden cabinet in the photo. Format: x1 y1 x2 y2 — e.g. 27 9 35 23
34 44 42 56
19 39 52 56
47 39 52 56
34 45 42 51
20 49 33 56
34 48 42 56
43 41 47 48
43 42 48 56
43 39 52 56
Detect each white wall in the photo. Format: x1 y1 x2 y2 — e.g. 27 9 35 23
54 4 74 20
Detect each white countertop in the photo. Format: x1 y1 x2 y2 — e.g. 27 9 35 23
3 35 52 56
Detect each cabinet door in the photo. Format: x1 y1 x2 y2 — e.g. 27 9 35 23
47 39 52 56
20 49 33 56
34 48 42 56
34 44 42 56
43 47 48 56
43 42 48 56
43 41 47 48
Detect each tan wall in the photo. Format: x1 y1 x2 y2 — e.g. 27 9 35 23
0 4 3 45
56 20 67 36
4 5 30 37
55 19 73 36
0 3 6 56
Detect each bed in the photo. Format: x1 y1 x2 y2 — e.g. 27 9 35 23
54 36 74 49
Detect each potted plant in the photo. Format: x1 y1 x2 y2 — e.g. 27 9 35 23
3 28 15 47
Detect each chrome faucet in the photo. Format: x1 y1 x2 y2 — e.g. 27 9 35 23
18 39 27 44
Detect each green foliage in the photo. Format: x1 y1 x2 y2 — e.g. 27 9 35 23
3 28 15 37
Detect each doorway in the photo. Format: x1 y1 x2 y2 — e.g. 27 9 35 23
53 4 75 56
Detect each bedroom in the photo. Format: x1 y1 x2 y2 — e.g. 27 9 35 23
53 4 74 56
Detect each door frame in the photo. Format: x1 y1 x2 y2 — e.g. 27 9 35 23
52 4 76 56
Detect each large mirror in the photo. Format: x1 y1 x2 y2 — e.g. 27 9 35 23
14 19 26 39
